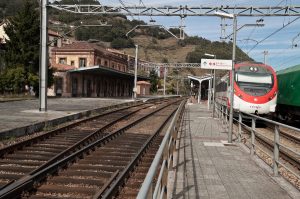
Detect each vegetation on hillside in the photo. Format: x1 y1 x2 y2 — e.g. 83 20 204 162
183 36 253 62
0 0 254 96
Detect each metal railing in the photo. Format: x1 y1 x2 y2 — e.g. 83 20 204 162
215 102 300 179
137 100 186 199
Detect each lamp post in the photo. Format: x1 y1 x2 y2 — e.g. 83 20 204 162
228 15 237 143
214 11 235 143
204 53 216 116
39 0 48 111
133 45 138 99
215 12 264 143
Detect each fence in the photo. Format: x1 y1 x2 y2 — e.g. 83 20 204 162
137 100 186 199
215 102 300 179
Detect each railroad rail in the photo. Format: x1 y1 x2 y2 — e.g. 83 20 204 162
215 102 300 188
0 100 163 190
0 98 185 198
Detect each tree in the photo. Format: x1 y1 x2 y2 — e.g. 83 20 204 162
2 0 55 95
4 0 39 80
149 69 159 93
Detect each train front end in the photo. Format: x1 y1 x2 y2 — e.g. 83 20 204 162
233 62 278 115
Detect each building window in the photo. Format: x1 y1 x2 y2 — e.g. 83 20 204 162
70 61 75 66
59 58 66 64
104 60 108 66
53 39 58 47
97 59 101 65
79 58 87 67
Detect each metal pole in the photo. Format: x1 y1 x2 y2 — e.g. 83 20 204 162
208 77 211 110
176 80 179 95
228 15 237 143
133 44 138 99
198 82 201 104
238 112 242 142
273 125 279 176
263 50 268 65
39 0 48 111
163 67 166 96
251 118 256 156
212 69 216 117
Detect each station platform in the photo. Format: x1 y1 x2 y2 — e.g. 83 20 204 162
0 97 134 138
169 103 299 199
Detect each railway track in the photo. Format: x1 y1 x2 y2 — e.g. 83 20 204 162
0 98 185 199
0 101 161 190
263 123 300 145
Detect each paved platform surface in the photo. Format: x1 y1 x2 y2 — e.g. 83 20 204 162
0 98 133 132
169 103 297 199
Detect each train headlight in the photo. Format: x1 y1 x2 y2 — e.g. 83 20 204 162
250 67 258 72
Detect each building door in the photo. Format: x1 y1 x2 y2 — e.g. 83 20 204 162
72 78 78 97
55 78 63 97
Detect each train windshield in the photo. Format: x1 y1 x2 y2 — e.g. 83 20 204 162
235 72 273 96
235 73 272 85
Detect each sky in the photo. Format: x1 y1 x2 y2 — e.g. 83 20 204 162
56 0 300 71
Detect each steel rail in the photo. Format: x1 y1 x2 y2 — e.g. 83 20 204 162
0 103 149 190
29 103 153 174
100 102 181 198
0 102 144 158
0 99 182 199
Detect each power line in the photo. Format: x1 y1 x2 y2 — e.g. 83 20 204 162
247 16 300 54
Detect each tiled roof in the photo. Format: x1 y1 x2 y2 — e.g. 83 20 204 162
48 30 60 37
51 63 76 71
52 41 106 52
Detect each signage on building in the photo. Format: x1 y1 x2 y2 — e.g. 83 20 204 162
201 59 232 70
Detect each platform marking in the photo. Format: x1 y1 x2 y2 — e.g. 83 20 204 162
203 142 224 147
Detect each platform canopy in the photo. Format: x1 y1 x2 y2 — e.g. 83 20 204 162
187 74 212 83
187 74 213 104
69 65 149 80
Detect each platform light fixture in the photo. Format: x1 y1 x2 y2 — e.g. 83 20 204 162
214 11 235 143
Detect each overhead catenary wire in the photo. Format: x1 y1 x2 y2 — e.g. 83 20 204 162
247 16 300 54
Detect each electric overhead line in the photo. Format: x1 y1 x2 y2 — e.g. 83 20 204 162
247 16 300 54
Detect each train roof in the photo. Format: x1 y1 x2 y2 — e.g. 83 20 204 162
235 61 263 65
277 64 300 75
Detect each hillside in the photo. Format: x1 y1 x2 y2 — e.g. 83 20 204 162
1 0 253 94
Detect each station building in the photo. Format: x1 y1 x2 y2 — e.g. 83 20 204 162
49 41 149 97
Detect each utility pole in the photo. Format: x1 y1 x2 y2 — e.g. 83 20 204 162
263 50 268 64
228 15 237 143
133 45 138 99
39 0 48 112
163 67 167 96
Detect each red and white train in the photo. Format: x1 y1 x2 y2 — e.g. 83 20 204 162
215 61 278 115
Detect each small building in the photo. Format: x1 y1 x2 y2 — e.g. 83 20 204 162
51 41 128 72
49 41 148 97
137 81 151 96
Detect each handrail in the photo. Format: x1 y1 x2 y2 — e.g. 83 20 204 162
137 100 186 199
214 101 300 180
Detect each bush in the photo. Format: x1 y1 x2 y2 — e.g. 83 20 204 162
111 38 135 49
